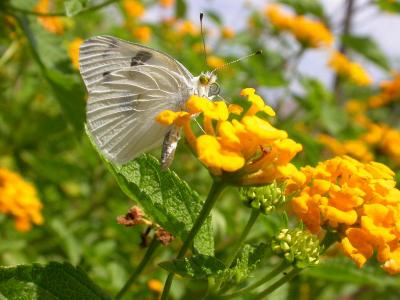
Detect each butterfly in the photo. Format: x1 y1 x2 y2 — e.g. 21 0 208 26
79 35 220 169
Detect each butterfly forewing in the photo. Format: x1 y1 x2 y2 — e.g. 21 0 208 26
79 36 193 164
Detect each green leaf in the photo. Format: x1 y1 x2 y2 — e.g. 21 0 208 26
376 0 400 13
45 70 86 134
0 262 111 300
106 154 214 256
64 0 87 17
320 103 348 135
204 10 222 26
342 35 390 70
159 255 225 279
50 220 82 265
303 258 398 287
218 243 267 284
175 0 187 19
279 0 325 19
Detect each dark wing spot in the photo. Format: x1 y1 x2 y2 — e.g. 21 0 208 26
102 71 111 77
108 38 118 48
130 51 153 66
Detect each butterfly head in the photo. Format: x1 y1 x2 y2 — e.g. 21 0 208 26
195 71 220 98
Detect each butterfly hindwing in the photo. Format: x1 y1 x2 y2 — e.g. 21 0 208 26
80 36 193 164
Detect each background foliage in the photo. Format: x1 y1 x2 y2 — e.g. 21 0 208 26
1 0 400 299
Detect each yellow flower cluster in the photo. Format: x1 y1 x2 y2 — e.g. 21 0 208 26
290 156 400 274
123 0 145 18
206 56 225 70
328 51 372 86
156 89 304 185
318 99 400 166
35 0 64 35
0 168 43 232
318 134 374 162
68 38 83 70
363 123 400 166
132 26 152 43
160 0 174 8
265 4 334 48
178 20 199 36
369 73 400 108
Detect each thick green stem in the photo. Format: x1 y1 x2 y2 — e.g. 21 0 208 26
161 180 227 300
220 260 289 299
224 209 260 269
115 238 160 300
249 268 301 300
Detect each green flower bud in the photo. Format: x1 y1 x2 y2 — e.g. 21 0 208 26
271 228 321 268
240 182 287 214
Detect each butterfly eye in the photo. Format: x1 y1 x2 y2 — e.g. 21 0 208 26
209 82 220 96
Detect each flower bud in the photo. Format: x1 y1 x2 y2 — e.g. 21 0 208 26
240 182 287 214
271 228 320 268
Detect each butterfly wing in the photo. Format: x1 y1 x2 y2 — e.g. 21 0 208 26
79 36 193 164
79 35 193 92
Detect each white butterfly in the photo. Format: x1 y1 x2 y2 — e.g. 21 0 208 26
79 35 220 169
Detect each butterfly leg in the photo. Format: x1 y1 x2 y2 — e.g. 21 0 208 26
161 125 181 170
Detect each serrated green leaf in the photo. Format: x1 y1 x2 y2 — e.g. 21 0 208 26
0 262 111 300
175 0 187 19
342 35 390 70
303 258 398 287
106 154 214 255
218 243 267 284
159 255 225 279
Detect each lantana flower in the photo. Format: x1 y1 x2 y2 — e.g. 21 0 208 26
35 0 64 35
156 88 304 186
328 51 372 86
368 73 400 108
265 4 333 48
123 0 145 18
68 38 83 70
289 156 400 274
0 168 44 231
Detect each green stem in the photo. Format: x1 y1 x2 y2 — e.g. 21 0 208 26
6 0 120 17
161 180 227 300
249 268 301 300
115 238 160 300
220 260 289 299
225 209 260 268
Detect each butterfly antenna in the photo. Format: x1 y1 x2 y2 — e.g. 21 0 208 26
200 13 208 66
211 50 262 74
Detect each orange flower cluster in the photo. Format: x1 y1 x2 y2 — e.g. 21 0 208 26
318 99 400 166
35 0 64 35
132 26 152 43
68 38 83 70
369 73 400 108
363 123 400 166
156 88 304 185
318 134 374 162
0 168 43 232
123 0 145 18
160 0 174 8
265 4 334 48
328 51 372 86
290 156 400 274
